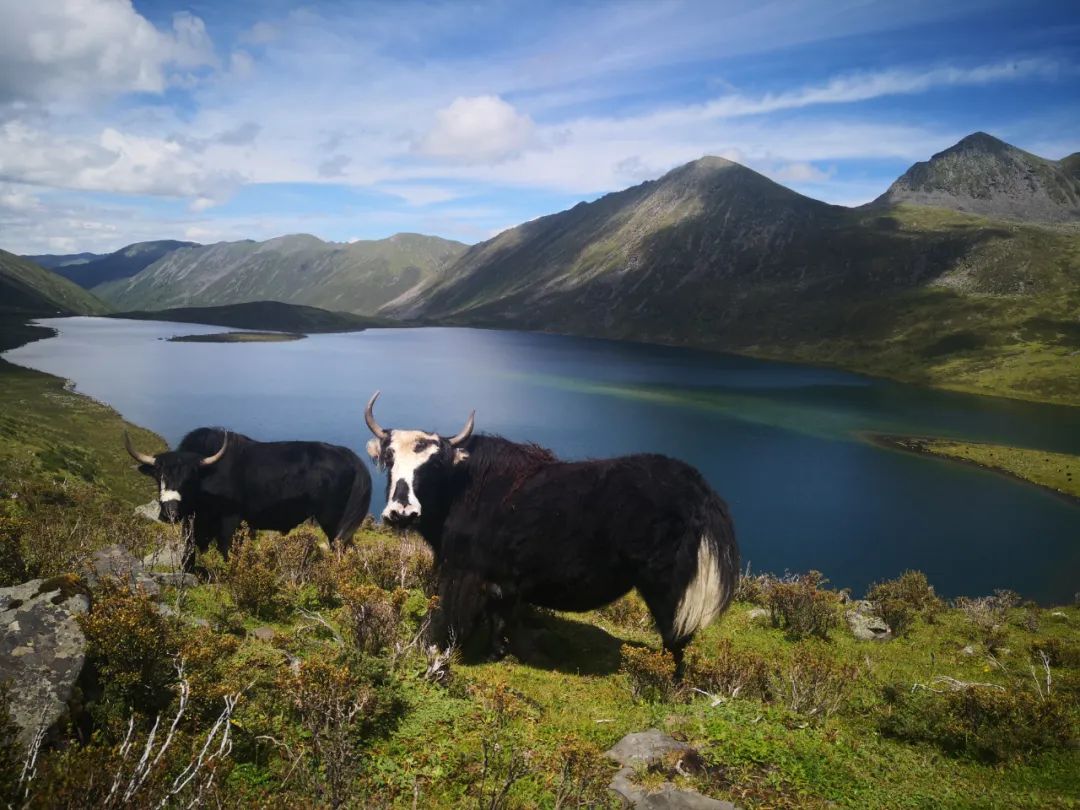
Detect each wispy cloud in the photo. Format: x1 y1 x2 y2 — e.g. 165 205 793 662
0 0 1075 253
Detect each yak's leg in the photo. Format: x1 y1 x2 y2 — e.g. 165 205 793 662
637 581 690 680
216 514 246 559
485 584 519 662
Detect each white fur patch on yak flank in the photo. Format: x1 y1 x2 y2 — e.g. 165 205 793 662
673 534 725 639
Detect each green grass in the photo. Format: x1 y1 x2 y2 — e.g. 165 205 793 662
872 435 1080 501
1 313 1078 808
0 316 163 506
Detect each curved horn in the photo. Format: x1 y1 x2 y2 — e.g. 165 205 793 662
124 431 157 466
364 390 387 440
200 432 229 467
448 410 475 447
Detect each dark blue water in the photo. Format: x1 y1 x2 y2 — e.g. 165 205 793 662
7 317 1080 603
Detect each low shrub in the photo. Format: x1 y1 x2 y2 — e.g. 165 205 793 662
274 525 323 588
769 644 857 719
344 535 436 594
338 583 409 656
222 532 282 619
866 569 943 637
764 571 840 641
682 639 771 701
277 655 404 809
0 683 21 807
620 645 676 702
79 580 179 722
880 683 1074 763
597 591 652 632
546 736 615 809
1030 637 1080 668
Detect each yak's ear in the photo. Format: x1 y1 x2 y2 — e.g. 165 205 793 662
366 438 381 464
137 463 155 477
452 448 469 465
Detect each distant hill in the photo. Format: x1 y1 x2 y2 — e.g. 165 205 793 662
24 252 103 270
0 250 109 317
111 301 385 334
44 240 199 289
383 135 1080 406
871 132 1080 223
95 233 467 316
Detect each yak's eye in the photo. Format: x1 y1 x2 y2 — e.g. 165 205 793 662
414 439 433 452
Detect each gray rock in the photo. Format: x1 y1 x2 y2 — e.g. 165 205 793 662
142 536 190 575
845 600 892 641
960 644 978 656
0 578 89 748
252 626 275 642
84 544 160 597
606 730 739 809
135 499 162 522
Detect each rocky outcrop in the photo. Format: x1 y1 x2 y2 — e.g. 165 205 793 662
606 729 739 809
845 600 892 641
0 577 90 748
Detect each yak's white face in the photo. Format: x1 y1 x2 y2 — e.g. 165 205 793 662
363 392 475 528
368 430 443 526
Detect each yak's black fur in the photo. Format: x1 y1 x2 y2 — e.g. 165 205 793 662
140 427 371 558
378 432 738 668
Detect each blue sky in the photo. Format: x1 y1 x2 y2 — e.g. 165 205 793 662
0 0 1077 254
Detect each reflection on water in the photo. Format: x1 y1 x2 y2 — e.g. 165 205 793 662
6 317 1080 603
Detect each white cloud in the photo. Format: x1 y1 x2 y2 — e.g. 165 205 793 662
418 96 535 164
379 184 461 206
0 0 214 109
770 162 835 183
0 122 240 200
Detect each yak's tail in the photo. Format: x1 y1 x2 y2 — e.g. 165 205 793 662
671 492 738 643
332 467 372 549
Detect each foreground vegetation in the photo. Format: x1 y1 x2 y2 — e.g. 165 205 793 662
1 330 1078 808
872 434 1080 502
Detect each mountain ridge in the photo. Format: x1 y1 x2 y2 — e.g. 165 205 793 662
871 131 1080 223
382 133 1080 406
94 232 467 316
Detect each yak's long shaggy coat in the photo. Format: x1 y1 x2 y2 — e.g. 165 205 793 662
410 434 739 665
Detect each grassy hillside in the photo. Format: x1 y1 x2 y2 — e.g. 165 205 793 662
871 434 1080 501
0 323 1077 808
51 240 198 289
112 301 386 333
96 233 466 316
0 250 109 317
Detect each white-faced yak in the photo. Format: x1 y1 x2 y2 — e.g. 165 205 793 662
363 391 738 673
124 427 372 559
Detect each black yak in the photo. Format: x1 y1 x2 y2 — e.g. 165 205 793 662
125 427 371 558
362 391 738 672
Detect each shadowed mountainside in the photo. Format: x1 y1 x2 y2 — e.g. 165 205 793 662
43 240 200 289
112 300 384 334
0 250 109 317
383 135 1080 405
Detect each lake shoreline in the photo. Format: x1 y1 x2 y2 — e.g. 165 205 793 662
864 432 1080 507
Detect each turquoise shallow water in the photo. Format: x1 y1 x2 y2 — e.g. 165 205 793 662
7 317 1080 603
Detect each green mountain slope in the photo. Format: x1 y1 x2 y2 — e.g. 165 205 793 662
45 240 198 289
95 233 466 316
112 301 384 333
872 132 1080 223
0 250 109 316
383 137 1080 406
